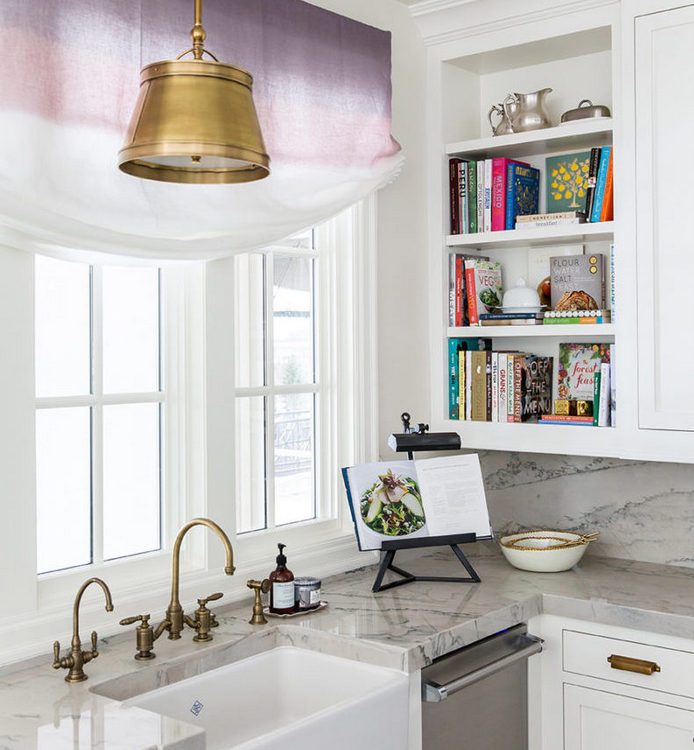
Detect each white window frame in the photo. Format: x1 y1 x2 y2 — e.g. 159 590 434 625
0 198 377 665
35 265 200 609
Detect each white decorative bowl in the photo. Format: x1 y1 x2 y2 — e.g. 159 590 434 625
502 278 542 310
499 530 599 573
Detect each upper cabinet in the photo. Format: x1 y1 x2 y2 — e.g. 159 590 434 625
632 2 694 431
417 0 694 462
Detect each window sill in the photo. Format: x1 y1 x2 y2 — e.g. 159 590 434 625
0 533 373 669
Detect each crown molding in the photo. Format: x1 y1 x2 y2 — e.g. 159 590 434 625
408 0 619 44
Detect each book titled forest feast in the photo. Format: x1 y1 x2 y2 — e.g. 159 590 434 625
558 343 611 401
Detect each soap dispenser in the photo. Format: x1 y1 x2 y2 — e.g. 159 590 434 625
269 543 295 614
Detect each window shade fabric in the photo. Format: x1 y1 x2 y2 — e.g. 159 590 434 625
0 0 402 262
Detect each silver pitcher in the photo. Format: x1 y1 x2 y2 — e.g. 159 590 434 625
488 100 519 136
503 88 552 132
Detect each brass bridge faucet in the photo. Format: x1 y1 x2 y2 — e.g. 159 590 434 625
52 577 114 683
121 518 235 658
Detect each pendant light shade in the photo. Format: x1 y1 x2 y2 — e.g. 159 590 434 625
119 0 270 184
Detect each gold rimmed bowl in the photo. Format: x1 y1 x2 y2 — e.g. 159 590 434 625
499 530 599 572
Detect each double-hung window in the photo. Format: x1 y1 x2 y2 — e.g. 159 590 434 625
35 258 164 576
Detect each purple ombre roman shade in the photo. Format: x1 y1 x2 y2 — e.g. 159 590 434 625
0 0 402 261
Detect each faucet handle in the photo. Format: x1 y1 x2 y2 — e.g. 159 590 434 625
119 614 156 661
52 640 73 671
90 630 99 656
197 592 223 607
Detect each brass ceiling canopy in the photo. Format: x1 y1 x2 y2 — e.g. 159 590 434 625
119 0 270 184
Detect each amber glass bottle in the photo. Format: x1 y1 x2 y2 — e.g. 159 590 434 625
269 543 295 614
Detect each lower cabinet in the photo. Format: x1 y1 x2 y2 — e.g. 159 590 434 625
530 615 694 750
564 684 694 749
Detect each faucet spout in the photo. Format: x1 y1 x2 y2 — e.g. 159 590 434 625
72 578 114 651
165 518 235 639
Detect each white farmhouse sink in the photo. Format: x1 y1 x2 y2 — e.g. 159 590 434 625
126 647 409 750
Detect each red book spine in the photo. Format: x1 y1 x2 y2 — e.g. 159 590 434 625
455 255 463 326
465 264 478 325
513 355 524 422
449 159 461 234
600 150 614 222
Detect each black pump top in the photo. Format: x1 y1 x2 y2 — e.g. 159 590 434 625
276 543 287 567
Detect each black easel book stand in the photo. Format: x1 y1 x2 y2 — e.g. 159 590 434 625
371 533 484 593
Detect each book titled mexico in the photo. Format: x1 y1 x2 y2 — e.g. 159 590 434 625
491 158 528 231
505 163 540 230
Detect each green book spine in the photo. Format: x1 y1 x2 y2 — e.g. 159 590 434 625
467 161 478 234
593 371 601 426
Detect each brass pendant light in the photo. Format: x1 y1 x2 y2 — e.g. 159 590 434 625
119 0 270 184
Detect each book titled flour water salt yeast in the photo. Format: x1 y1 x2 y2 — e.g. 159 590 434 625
342 455 492 551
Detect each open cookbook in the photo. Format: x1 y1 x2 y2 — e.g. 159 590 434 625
342 454 493 551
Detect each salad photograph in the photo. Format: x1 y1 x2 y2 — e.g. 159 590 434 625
359 468 426 537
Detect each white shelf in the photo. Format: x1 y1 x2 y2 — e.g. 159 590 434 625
436 419 619 458
445 118 613 159
446 222 614 249
447 324 615 339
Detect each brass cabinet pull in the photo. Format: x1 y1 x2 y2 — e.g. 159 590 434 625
607 654 661 676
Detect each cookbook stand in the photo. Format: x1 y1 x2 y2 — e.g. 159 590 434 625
371 533 485 593
372 412 487 593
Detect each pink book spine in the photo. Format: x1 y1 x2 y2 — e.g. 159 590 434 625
491 158 508 232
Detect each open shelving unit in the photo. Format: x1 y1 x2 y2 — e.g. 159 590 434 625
428 16 619 457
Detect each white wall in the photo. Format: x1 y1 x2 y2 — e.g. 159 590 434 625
305 0 430 457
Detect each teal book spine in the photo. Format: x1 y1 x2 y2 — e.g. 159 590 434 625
590 147 611 222
449 338 462 419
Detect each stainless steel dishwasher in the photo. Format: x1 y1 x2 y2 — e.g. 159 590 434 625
421 624 543 749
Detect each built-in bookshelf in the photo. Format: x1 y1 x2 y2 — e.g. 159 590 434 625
428 17 619 457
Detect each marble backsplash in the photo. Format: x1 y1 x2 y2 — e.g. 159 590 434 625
478 451 694 569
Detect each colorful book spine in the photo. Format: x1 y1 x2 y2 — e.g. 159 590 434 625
610 344 616 428
512 354 524 422
455 255 464 327
506 355 515 421
543 316 604 324
480 312 542 321
476 160 485 233
448 254 456 326
539 415 594 423
598 361 611 426
468 160 478 234
464 262 479 325
593 370 601 426
610 244 616 323
538 419 594 426
458 161 468 234
483 159 492 232
449 158 461 234
498 353 508 423
599 148 614 222
465 350 473 421
491 353 499 422
485 350 493 421
584 147 601 221
505 163 540 230
458 349 466 422
471 351 488 421
590 146 611 223
448 338 462 419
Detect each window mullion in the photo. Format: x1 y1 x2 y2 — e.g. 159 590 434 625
265 254 276 532
90 266 104 566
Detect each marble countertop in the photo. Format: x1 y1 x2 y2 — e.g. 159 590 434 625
3 546 694 749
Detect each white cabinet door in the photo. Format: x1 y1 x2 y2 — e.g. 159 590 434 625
635 4 694 430
564 684 694 749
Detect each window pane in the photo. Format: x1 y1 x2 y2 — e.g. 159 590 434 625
35 256 90 397
234 254 265 388
36 408 91 573
274 393 315 526
273 256 314 385
102 267 159 393
103 404 160 560
236 397 266 533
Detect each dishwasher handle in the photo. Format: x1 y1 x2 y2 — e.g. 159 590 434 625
422 634 543 703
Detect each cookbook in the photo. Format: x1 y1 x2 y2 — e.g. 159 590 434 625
342 455 493 551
